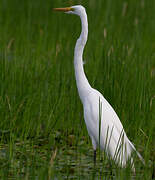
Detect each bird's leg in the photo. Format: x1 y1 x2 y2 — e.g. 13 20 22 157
100 154 103 162
94 150 96 165
91 138 97 165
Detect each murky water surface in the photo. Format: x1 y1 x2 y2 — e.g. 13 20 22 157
0 138 148 179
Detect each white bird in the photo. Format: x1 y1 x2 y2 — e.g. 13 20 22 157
53 5 144 170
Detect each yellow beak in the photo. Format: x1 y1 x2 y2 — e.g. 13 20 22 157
53 7 73 12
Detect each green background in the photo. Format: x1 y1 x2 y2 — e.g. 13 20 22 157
0 0 154 179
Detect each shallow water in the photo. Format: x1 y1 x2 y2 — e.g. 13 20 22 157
0 138 147 179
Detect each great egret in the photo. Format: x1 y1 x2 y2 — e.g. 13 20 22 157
53 5 144 170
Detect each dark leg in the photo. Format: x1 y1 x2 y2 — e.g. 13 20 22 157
152 165 155 179
94 150 96 165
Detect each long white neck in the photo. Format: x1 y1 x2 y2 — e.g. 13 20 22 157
74 11 92 103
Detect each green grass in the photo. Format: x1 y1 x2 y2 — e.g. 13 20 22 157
0 0 155 179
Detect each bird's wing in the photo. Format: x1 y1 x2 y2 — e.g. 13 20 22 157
93 89 125 135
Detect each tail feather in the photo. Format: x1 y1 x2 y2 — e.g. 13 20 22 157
128 140 145 165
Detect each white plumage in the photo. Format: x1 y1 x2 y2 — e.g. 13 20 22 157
54 5 144 170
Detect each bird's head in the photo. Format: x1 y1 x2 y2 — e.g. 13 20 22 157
53 5 86 16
